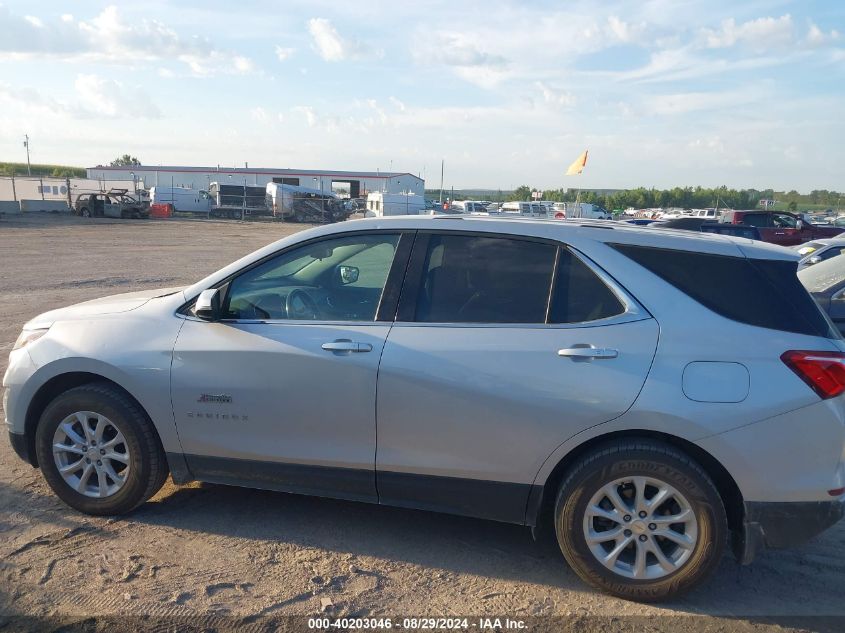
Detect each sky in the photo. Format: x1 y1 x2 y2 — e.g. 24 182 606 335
0 0 843 192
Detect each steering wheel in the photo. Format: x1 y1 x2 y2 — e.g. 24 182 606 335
286 289 319 320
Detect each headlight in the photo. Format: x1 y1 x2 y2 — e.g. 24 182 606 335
12 328 49 351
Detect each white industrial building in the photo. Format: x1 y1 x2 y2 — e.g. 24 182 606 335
86 165 425 199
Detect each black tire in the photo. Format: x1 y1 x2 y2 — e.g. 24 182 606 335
80 207 91 218
34 382 169 515
554 440 727 602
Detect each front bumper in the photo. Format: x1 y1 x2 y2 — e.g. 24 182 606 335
736 499 845 564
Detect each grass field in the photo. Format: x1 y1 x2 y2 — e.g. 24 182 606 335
0 161 86 177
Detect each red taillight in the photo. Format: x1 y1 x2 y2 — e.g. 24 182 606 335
555 211 565 219
829 487 845 497
781 350 845 400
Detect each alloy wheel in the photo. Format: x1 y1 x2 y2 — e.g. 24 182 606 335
582 476 698 580
52 411 131 498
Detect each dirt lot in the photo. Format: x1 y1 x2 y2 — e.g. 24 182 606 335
1 213 844 631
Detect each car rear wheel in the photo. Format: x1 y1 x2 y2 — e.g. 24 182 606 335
80 207 91 218
35 383 169 515
554 440 726 602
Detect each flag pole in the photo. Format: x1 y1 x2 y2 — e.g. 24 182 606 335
573 178 581 218
564 150 587 218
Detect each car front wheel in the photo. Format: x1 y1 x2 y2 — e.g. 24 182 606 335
35 382 169 515
554 440 727 602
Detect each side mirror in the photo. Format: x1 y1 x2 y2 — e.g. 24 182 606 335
195 288 221 320
336 265 360 285
796 219 804 230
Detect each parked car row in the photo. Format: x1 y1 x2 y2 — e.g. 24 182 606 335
442 200 613 220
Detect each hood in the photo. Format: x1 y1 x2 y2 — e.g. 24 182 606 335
26 286 185 327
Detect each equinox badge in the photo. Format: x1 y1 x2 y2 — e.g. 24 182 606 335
197 394 232 404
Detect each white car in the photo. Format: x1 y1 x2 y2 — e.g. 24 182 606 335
5 216 845 602
793 238 845 270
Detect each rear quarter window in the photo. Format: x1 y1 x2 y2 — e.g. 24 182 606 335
610 244 836 338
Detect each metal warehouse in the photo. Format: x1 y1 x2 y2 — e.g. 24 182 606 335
86 165 425 199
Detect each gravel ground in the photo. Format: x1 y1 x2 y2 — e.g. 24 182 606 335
1 213 844 632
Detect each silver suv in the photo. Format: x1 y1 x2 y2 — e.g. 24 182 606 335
5 217 845 602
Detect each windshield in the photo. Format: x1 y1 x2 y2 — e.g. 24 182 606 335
794 241 826 254
798 256 845 294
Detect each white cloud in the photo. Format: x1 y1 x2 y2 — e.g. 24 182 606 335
608 46 792 84
293 105 318 127
412 31 510 88
275 45 295 61
0 5 254 76
307 18 373 62
606 15 645 43
0 82 71 116
0 75 160 119
535 81 576 108
423 32 509 68
805 22 840 47
645 89 762 116
250 107 269 122
701 15 794 50
73 74 161 118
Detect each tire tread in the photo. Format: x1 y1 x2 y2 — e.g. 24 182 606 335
35 381 169 515
554 438 727 602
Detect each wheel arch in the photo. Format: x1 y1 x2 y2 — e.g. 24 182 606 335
24 372 158 468
527 429 744 540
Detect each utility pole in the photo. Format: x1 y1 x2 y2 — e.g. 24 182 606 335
439 159 444 204
23 135 31 176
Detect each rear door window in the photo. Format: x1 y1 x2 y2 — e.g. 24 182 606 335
414 234 555 323
549 250 625 323
410 234 628 325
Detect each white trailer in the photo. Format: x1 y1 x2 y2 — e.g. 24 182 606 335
365 191 425 217
149 187 212 214
565 202 613 220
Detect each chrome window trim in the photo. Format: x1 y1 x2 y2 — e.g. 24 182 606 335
178 316 391 327
175 232 651 330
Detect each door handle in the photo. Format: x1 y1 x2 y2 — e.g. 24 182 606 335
558 346 618 360
321 340 373 353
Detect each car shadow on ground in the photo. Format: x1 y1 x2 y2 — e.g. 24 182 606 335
4 473 845 625
131 481 575 586
123 480 845 618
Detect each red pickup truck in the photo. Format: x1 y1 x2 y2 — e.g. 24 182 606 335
720 211 844 246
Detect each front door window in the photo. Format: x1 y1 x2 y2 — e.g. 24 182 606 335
223 233 401 321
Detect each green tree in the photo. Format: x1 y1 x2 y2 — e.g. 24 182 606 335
788 200 798 212
510 185 532 201
110 154 141 167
